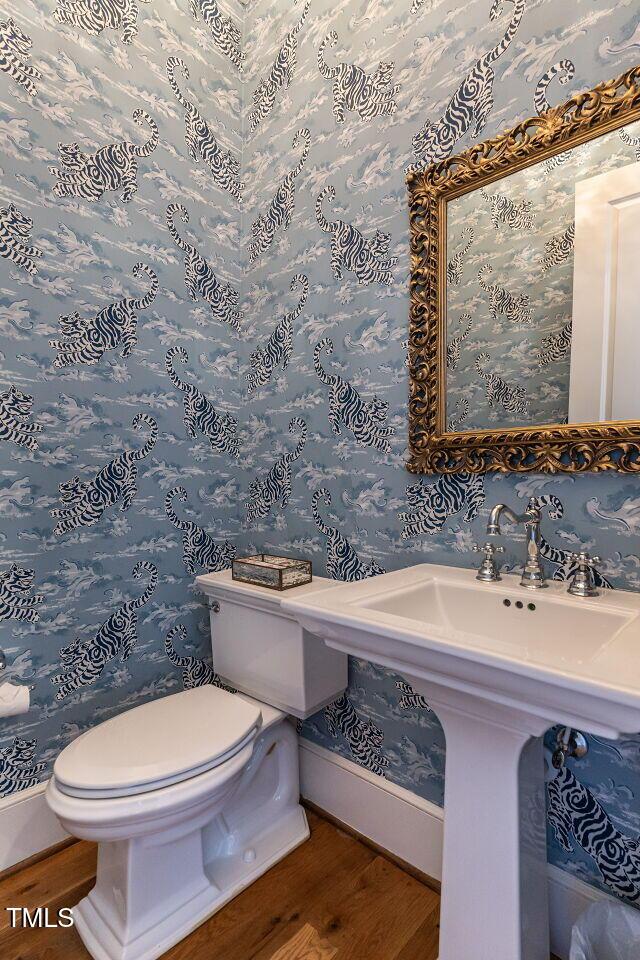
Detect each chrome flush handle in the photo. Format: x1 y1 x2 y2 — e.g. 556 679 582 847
473 542 504 582
567 551 602 598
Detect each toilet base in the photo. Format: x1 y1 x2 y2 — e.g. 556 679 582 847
67 718 308 960
73 807 309 960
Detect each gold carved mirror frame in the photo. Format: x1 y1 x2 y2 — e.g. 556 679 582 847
407 65 640 475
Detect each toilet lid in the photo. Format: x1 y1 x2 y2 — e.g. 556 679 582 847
53 686 262 799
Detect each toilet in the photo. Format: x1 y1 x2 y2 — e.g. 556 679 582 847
46 571 347 960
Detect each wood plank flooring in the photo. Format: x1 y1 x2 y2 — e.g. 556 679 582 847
0 809 560 960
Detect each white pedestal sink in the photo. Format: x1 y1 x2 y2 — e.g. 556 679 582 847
282 564 640 960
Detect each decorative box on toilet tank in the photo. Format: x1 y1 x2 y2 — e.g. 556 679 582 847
232 554 312 591
195 570 347 719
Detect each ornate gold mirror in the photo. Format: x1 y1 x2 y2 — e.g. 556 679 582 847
407 66 640 474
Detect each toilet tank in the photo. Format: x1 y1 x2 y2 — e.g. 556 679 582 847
195 571 348 719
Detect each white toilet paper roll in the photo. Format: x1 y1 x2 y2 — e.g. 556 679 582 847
0 682 30 717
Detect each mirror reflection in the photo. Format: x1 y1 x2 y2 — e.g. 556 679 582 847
445 119 640 433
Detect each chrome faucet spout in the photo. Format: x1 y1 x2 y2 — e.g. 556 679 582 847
486 504 523 537
484 497 548 589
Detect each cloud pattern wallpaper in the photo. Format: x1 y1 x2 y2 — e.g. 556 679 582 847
1 0 640 911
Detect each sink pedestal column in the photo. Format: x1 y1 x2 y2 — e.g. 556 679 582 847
411 679 550 960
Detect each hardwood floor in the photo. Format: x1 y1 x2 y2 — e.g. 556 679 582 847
0 810 560 960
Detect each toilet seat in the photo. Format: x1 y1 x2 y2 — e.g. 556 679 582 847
53 686 262 800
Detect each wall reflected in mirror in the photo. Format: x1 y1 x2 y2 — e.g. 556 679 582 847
445 118 640 434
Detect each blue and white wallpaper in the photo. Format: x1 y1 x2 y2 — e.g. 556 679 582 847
0 0 245 791
1 0 640 914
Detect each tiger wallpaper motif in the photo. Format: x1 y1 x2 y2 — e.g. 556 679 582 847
0 385 42 450
166 346 239 457
0 202 43 274
50 414 158 536
189 0 244 70
165 623 236 692
1 0 640 913
0 737 45 795
410 0 526 166
244 417 307 524
246 273 308 392
49 109 159 203
315 184 397 285
54 0 151 45
166 202 243 331
317 31 400 124
49 262 158 367
165 486 236 574
0 18 41 94
313 338 395 453
246 1 310 132
52 560 158 700
248 128 310 264
166 56 244 202
0 564 44 623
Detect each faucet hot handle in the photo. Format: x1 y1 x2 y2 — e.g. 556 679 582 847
580 550 600 563
473 541 505 554
567 550 602 598
473 542 504 582
568 549 601 567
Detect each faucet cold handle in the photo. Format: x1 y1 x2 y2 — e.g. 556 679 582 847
473 542 504 582
569 549 601 564
567 550 602 598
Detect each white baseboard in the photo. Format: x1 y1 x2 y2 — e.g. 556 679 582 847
299 737 444 880
0 781 68 872
299 738 616 960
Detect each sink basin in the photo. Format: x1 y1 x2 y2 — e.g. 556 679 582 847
355 572 635 666
283 564 640 960
284 563 640 736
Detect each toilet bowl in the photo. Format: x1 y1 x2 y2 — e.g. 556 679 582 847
46 572 347 960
